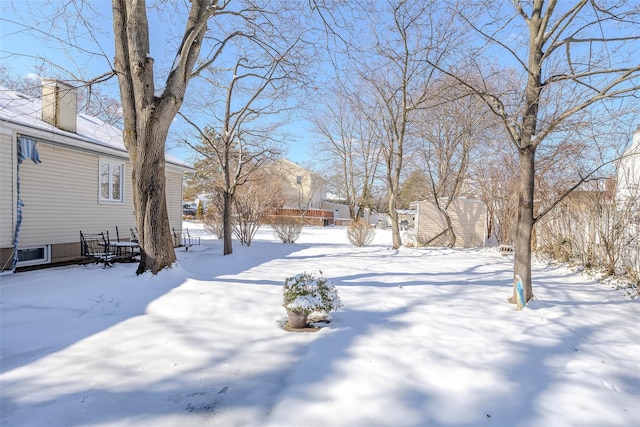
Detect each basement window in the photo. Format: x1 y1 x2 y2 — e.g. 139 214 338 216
16 245 51 267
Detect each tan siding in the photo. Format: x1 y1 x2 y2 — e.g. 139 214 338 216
416 199 486 248
2 130 188 266
17 143 137 247
448 200 486 247
0 132 15 246
165 170 183 232
416 202 447 246
265 159 325 209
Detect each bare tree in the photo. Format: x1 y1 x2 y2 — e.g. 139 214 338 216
536 178 639 278
310 84 382 220
350 0 464 248
111 0 219 273
436 0 640 306
202 183 226 240
201 166 286 244
183 125 281 255
470 149 520 245
112 0 318 272
414 80 494 247
4 1 312 273
232 168 286 246
178 40 301 254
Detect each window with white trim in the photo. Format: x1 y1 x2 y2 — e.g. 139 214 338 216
17 245 51 266
99 159 124 203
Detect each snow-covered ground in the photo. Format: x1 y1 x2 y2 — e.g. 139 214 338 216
1 223 638 427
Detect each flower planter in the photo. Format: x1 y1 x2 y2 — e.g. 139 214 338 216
282 271 341 332
287 310 308 329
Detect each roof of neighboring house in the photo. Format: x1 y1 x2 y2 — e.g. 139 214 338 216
272 158 324 180
0 86 192 170
412 198 485 205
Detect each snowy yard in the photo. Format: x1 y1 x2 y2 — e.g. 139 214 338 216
1 223 638 427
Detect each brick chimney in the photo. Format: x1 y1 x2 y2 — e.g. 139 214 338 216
41 79 77 133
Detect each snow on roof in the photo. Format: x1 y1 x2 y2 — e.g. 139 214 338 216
0 87 191 169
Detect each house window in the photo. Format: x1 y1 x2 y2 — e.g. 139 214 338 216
17 245 51 267
99 160 124 203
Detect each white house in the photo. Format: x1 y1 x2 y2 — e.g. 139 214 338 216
616 126 640 203
0 80 192 271
615 127 640 275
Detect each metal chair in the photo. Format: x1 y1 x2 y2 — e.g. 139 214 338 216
80 231 117 268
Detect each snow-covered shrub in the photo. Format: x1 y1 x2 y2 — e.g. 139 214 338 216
272 217 303 243
402 229 416 247
202 205 224 239
347 221 376 247
283 271 342 314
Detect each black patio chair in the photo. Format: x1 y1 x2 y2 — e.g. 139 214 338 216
80 231 117 268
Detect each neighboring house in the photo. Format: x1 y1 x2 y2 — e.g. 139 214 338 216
261 159 335 226
0 80 193 271
615 127 640 275
413 198 487 248
616 126 640 203
321 199 351 222
319 200 381 226
268 158 326 210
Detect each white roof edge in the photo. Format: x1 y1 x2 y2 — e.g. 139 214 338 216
2 117 128 157
2 117 192 170
1 86 193 171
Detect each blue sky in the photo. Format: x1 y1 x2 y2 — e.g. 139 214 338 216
2 2 638 167
0 2 316 165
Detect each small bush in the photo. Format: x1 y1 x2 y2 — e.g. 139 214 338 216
233 217 259 246
347 221 376 247
202 208 224 239
203 219 223 239
402 229 416 247
283 271 342 314
272 217 303 243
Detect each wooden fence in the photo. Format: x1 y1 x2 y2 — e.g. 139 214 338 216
263 208 335 226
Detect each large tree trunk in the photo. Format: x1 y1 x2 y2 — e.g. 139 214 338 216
112 0 210 274
112 0 176 275
509 143 537 304
507 3 543 304
133 123 177 274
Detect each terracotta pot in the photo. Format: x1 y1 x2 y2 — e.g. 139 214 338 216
287 310 308 329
